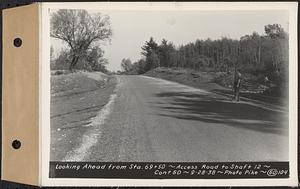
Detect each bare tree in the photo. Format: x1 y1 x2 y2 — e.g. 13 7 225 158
51 9 112 70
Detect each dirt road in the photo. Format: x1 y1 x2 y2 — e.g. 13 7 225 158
54 75 288 162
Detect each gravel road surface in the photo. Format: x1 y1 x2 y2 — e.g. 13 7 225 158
61 75 288 162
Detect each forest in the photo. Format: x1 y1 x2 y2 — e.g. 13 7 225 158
121 24 288 96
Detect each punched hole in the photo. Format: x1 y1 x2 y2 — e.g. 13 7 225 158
13 38 22 47
12 140 21 149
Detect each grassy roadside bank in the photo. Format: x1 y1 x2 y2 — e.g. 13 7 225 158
144 67 287 108
50 71 117 161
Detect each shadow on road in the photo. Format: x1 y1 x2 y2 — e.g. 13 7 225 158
212 89 288 107
154 91 288 135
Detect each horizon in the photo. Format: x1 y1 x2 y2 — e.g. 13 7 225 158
51 9 289 72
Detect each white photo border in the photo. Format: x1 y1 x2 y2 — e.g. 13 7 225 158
40 2 298 187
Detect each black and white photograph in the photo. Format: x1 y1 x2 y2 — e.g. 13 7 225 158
45 2 297 184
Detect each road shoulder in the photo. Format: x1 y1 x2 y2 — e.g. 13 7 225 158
50 71 117 161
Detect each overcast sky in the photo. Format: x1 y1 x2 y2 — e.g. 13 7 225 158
51 10 289 71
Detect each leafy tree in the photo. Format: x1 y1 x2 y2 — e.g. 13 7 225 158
121 58 133 72
51 49 71 70
158 39 175 67
264 24 286 39
135 59 147 74
50 9 112 70
144 51 160 72
141 37 160 71
86 46 108 72
141 37 159 57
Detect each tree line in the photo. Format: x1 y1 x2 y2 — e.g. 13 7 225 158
121 24 288 90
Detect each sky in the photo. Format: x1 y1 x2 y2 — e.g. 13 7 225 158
51 10 289 71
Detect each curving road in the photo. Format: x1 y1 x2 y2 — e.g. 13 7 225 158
64 75 289 162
